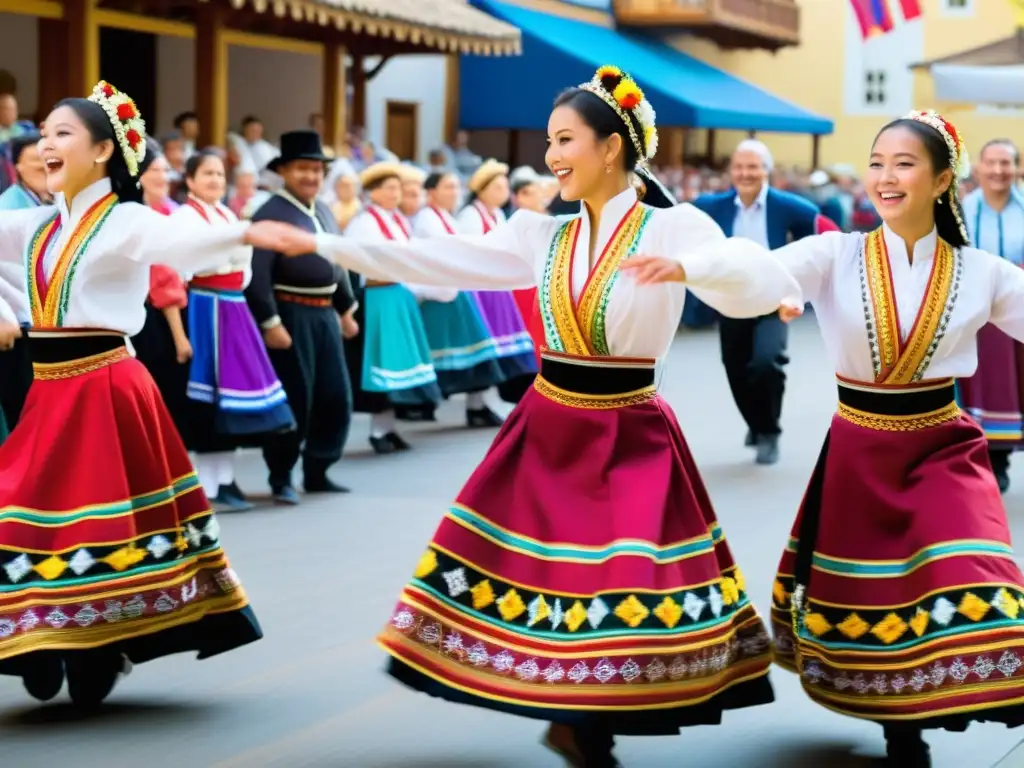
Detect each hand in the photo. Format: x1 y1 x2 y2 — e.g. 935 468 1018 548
778 300 804 324
619 256 686 284
341 313 359 340
174 338 193 364
263 324 292 350
0 323 21 351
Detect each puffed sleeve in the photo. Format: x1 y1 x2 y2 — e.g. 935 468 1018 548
313 209 545 290
768 231 846 307
659 204 803 318
148 265 188 310
120 203 250 273
988 251 1024 341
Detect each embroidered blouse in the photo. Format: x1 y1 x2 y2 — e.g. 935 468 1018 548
772 224 1024 382
174 196 254 287
313 187 800 360
0 178 249 333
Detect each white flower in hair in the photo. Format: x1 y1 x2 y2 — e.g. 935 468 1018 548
636 100 658 159
88 81 147 178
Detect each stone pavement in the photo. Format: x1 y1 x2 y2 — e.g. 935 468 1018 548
0 318 1022 767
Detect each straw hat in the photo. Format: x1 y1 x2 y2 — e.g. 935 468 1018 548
359 161 404 189
468 159 510 195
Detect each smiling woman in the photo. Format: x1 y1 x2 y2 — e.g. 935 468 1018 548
268 64 800 767
0 81 299 712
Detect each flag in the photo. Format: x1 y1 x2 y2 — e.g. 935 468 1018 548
898 0 922 21
849 0 894 40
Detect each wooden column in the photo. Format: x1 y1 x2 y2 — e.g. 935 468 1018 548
811 134 821 169
37 18 69 116
195 3 228 148
507 129 520 168
350 53 366 130
443 53 460 144
706 129 717 163
63 0 99 96
322 42 346 150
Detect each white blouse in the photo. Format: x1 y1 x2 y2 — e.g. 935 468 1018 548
314 187 801 360
773 224 1024 380
173 197 254 287
0 178 248 334
455 201 506 235
346 204 456 303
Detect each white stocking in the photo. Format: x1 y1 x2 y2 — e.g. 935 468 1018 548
370 411 396 438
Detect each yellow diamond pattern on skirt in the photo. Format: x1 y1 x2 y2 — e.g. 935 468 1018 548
735 568 746 592
615 595 651 628
414 550 439 579
871 612 909 644
653 596 683 629
720 577 739 605
909 608 931 637
471 579 496 610
772 579 787 604
565 600 588 632
993 588 1020 619
497 588 526 622
959 592 991 622
803 612 833 637
837 613 871 640
34 555 68 580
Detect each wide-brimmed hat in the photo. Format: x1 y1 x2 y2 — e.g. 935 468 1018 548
359 161 405 189
468 159 509 195
267 130 332 173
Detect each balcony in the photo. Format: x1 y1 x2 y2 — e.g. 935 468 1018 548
612 0 800 51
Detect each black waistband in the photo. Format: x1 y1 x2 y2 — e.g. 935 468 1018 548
837 381 956 416
540 356 655 396
29 334 126 364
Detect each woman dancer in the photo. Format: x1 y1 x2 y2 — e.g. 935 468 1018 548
414 171 505 427
749 111 1024 766
273 65 801 766
175 149 295 511
0 82 289 707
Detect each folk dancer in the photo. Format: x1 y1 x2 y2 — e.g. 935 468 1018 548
456 160 538 403
956 139 1024 492
246 130 357 503
0 82 296 707
272 65 801 767
693 139 828 465
0 131 47 439
761 113 1024 766
175 150 296 511
343 162 442 453
413 171 505 426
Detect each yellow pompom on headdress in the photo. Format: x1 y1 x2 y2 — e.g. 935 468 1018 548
578 65 658 168
88 81 147 178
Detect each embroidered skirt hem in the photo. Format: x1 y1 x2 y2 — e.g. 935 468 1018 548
362 285 440 405
771 412 1024 729
956 323 1024 446
0 356 262 669
421 294 506 396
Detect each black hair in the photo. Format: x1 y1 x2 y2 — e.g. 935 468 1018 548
173 111 198 129
874 118 968 248
184 148 224 180
635 167 676 210
511 176 538 195
241 115 261 128
137 137 163 177
54 97 142 204
552 87 643 172
424 171 457 191
9 131 40 165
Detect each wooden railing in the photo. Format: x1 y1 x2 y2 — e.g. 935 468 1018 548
612 0 800 49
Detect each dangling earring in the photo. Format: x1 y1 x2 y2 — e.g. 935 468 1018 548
937 197 943 204
605 165 611 174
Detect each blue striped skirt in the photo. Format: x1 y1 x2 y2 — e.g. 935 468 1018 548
420 293 505 397
362 284 441 406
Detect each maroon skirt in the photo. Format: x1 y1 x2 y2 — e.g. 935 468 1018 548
957 323 1024 445
379 351 773 734
772 377 1024 729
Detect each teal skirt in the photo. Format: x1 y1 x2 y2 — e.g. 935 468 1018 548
363 284 441 406
420 293 505 397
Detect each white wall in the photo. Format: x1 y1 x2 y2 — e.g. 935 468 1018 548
842 4 923 118
363 54 447 162
0 13 40 118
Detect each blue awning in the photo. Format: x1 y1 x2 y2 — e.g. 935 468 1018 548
461 0 833 135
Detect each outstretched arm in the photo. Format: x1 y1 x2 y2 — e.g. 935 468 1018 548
280 210 546 290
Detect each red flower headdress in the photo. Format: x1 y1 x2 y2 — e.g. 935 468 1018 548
88 81 147 177
578 65 658 167
904 109 969 244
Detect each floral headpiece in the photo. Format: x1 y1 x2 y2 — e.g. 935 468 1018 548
578 65 658 167
88 81 146 178
903 109 969 244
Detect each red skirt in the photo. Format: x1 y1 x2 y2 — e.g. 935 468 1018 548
0 331 260 675
772 377 1024 729
379 351 773 734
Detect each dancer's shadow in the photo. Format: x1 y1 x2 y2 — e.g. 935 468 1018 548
0 699 219 729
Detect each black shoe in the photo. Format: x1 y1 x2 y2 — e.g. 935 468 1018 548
369 435 396 454
467 407 504 428
223 481 249 502
386 431 412 451
65 650 124 709
22 651 64 702
744 430 756 448
884 729 931 767
755 434 780 465
271 485 301 505
304 474 350 493
213 486 256 512
996 469 1011 494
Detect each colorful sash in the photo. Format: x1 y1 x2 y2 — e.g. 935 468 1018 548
539 203 652 356
27 192 118 327
860 227 962 385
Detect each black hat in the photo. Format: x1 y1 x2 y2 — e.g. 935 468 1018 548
266 130 332 173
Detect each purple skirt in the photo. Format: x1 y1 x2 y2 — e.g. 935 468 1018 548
469 291 537 378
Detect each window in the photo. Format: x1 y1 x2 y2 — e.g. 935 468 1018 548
864 70 887 106
941 0 974 16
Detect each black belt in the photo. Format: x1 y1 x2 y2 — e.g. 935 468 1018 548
29 334 126 364
837 380 956 416
540 356 655 397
